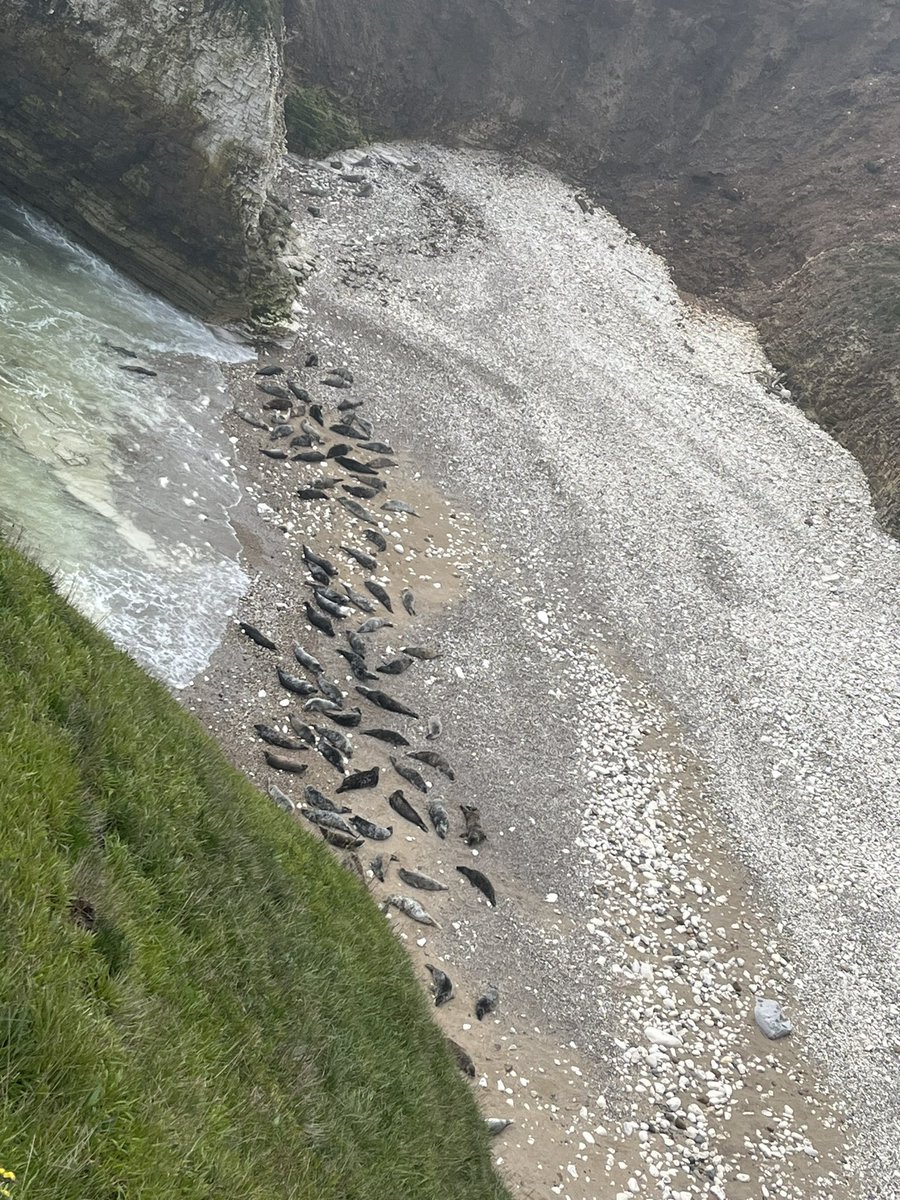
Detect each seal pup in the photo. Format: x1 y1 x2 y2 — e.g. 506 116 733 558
382 894 439 927
369 852 397 882
319 827 363 850
264 751 308 775
446 1038 475 1077
389 790 428 832
456 866 497 907
361 728 410 748
398 867 448 892
336 766 379 793
357 686 419 718
408 750 454 780
425 716 442 741
425 964 453 1006
426 799 449 839
238 621 278 652
350 815 393 841
460 804 486 846
475 985 499 1020
401 588 416 616
364 580 393 612
268 783 295 813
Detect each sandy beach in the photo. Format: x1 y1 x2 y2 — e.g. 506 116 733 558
183 145 900 1199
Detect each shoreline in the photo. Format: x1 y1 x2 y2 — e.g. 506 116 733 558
177 143 871 1195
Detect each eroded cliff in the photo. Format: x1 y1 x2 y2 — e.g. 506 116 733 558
0 0 297 327
288 0 900 528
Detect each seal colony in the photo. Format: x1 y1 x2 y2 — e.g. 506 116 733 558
179 144 890 1198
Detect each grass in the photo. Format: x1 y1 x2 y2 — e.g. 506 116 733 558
0 538 509 1200
284 86 364 158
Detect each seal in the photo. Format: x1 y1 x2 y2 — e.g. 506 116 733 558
357 618 393 634
398 867 448 892
389 789 428 832
235 408 269 431
303 785 350 815
277 667 318 698
377 656 414 676
257 382 290 399
315 725 353 756
267 783 295 813
364 580 393 612
361 728 411 748
364 529 388 552
297 488 328 501
426 799 449 839
287 380 310 403
425 716 443 741
329 422 359 437
300 807 355 836
369 852 397 882
294 449 327 463
402 645 441 661
382 500 419 517
354 474 387 493
456 866 497 907
357 686 418 718
337 396 363 411
264 751 308 775
304 697 341 715
350 815 393 841
460 804 486 846
337 497 378 522
326 442 352 459
425 963 453 1006
341 583 376 613
329 366 354 383
321 374 352 389
269 423 293 440
335 649 379 682
304 352 319 368
408 750 454 780
316 677 344 705
343 484 378 500
309 403 325 426
319 827 363 850
446 1038 475 1077
336 455 378 476
341 545 379 571
360 440 394 454
260 448 289 460
323 707 363 729
367 456 397 470
485 1119 513 1136
401 588 416 616
390 756 428 794
293 644 323 673
313 590 351 620
382 894 439 927
304 601 335 638
238 621 278 652
336 766 379 793
475 985 499 1020
254 723 308 752
318 741 346 774
303 544 337 577
288 716 318 746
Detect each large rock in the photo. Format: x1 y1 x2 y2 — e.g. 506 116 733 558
0 0 297 329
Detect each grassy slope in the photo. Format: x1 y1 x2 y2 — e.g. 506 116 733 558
0 540 507 1200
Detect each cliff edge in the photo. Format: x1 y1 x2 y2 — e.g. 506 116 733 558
0 0 298 328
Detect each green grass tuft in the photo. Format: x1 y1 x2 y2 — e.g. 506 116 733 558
0 539 508 1199
284 86 364 158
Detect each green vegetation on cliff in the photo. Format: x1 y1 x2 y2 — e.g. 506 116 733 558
284 86 364 157
0 540 507 1200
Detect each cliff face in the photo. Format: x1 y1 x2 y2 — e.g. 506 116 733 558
0 0 297 328
289 0 900 529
